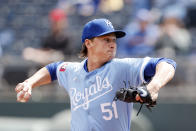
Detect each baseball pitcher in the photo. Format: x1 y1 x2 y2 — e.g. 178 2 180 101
15 19 176 131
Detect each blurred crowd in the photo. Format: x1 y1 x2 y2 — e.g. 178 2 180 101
0 0 196 59
0 0 196 92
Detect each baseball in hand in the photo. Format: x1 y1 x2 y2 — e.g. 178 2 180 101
16 82 32 102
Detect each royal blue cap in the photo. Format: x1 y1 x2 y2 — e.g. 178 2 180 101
82 18 126 43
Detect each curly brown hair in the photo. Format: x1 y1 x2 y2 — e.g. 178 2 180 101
79 44 88 58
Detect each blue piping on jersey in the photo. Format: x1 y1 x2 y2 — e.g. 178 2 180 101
84 59 88 72
46 61 63 81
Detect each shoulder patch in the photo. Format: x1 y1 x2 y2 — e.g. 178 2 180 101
59 63 69 72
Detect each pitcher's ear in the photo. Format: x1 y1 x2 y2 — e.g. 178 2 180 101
85 38 94 48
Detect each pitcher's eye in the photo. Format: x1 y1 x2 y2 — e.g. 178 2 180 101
103 38 110 43
112 38 117 43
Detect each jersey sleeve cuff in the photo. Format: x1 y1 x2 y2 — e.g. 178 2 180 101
140 57 151 84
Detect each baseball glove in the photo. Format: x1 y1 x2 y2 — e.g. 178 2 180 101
113 83 156 116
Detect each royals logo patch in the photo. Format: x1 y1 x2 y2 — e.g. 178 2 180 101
59 63 69 72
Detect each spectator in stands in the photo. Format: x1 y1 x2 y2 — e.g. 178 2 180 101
56 0 124 16
100 0 124 13
56 0 101 16
23 8 72 65
0 29 14 57
155 6 191 58
128 0 153 17
117 9 160 57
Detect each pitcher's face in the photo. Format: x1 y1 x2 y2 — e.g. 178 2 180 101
91 33 117 61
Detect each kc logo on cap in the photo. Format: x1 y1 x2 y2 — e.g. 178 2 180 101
81 18 126 43
104 19 114 29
